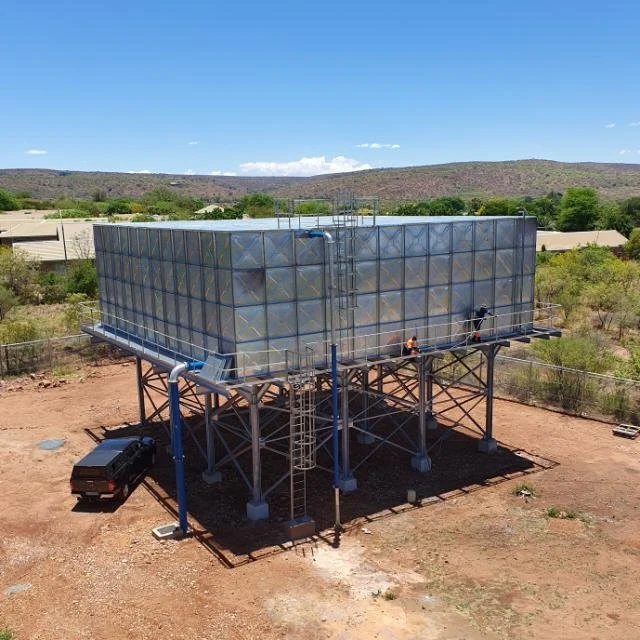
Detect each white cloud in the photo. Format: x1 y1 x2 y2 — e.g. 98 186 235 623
605 123 616 129
239 155 372 177
356 143 400 149
629 122 640 127
185 169 195 175
188 141 200 145
25 148 47 155
618 149 633 155
127 169 152 174
211 170 237 176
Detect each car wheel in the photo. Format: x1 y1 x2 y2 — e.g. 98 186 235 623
121 483 130 500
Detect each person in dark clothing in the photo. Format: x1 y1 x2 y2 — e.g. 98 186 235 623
470 304 493 343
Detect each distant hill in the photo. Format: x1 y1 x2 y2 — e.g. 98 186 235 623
2 160 640 203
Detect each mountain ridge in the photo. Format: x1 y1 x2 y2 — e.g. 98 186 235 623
2 159 640 202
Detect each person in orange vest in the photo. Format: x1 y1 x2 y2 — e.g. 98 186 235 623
402 335 419 356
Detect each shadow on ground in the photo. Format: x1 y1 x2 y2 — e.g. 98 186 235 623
84 412 557 568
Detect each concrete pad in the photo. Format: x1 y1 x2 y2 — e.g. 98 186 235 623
246 499 269 521
285 516 316 540
411 454 432 472
478 437 498 454
337 475 358 492
201 469 222 484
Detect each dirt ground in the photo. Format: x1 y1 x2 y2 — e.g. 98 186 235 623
1 362 640 640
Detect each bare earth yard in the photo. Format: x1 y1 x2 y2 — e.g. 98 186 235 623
1 362 639 639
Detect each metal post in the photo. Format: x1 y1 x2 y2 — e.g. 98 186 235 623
202 392 221 484
426 356 437 430
135 356 146 427
339 370 357 491
479 345 498 453
247 387 269 520
357 367 374 444
412 356 431 472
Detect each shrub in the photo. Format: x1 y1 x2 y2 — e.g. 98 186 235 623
0 318 40 344
66 261 98 298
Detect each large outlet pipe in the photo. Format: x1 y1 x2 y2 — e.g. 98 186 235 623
168 359 205 536
307 230 341 529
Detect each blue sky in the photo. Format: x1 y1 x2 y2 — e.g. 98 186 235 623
2 0 640 176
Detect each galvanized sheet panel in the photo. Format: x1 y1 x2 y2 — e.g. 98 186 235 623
296 265 324 299
354 293 378 327
474 251 494 281
204 302 218 335
451 283 472 314
232 269 266 306
452 221 473 252
175 262 188 296
356 261 378 293
474 281 494 309
185 230 201 265
217 269 233 305
495 278 514 307
429 223 451 255
379 226 403 259
355 227 378 260
452 253 472 283
379 259 403 291
429 254 451 286
162 260 175 292
200 232 216 266
266 267 295 302
298 299 325 334
523 247 535 275
404 256 427 288
172 230 186 262
474 220 495 251
496 219 515 249
429 286 450 316
379 291 402 323
231 233 264 268
264 230 294 267
188 265 202 299
234 305 266 342
268 337 298 370
295 235 324 265
219 305 235 341
190 298 203 332
495 249 515 278
404 224 428 257
216 232 231 268
267 302 297 338
404 288 426 320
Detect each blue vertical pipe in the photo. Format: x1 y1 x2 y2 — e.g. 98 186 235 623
168 360 204 536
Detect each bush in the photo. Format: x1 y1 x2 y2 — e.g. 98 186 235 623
66 261 98 298
0 188 19 211
43 209 88 219
130 213 156 223
0 318 40 343
63 293 90 333
39 271 68 304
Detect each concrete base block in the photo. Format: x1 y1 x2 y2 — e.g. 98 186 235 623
478 437 498 454
152 522 183 540
426 414 438 430
201 469 222 484
411 454 432 473
357 431 375 445
246 499 269 521
285 516 316 540
337 475 358 493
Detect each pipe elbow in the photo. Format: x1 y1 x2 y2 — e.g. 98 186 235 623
308 230 334 244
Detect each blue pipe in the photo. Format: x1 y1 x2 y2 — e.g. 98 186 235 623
168 360 204 536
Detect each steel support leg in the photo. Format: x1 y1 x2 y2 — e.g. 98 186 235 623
425 356 437 430
202 393 222 484
338 371 357 492
247 388 269 519
478 345 499 454
412 356 432 472
357 367 374 445
135 357 146 427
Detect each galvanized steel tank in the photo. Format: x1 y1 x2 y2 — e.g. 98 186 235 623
93 215 536 376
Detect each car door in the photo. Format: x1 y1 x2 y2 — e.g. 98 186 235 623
129 441 144 476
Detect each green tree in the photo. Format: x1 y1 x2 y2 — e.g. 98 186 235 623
477 198 520 216
619 197 640 227
625 228 640 260
38 271 68 303
105 200 133 215
66 260 98 298
237 193 274 218
0 285 19 320
0 248 41 302
556 187 600 231
597 201 633 237
294 200 331 215
0 188 19 211
533 331 614 373
0 318 40 344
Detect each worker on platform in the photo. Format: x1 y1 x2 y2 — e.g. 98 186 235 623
402 335 419 356
470 304 493 343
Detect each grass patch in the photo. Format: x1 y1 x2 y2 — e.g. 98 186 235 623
0 628 13 640
383 590 398 601
512 482 537 497
564 510 577 520
546 506 561 518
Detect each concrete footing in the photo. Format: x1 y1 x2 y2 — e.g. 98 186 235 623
411 454 432 472
357 431 375 445
337 475 358 492
246 499 269 521
285 516 316 540
201 469 222 484
478 437 498 454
